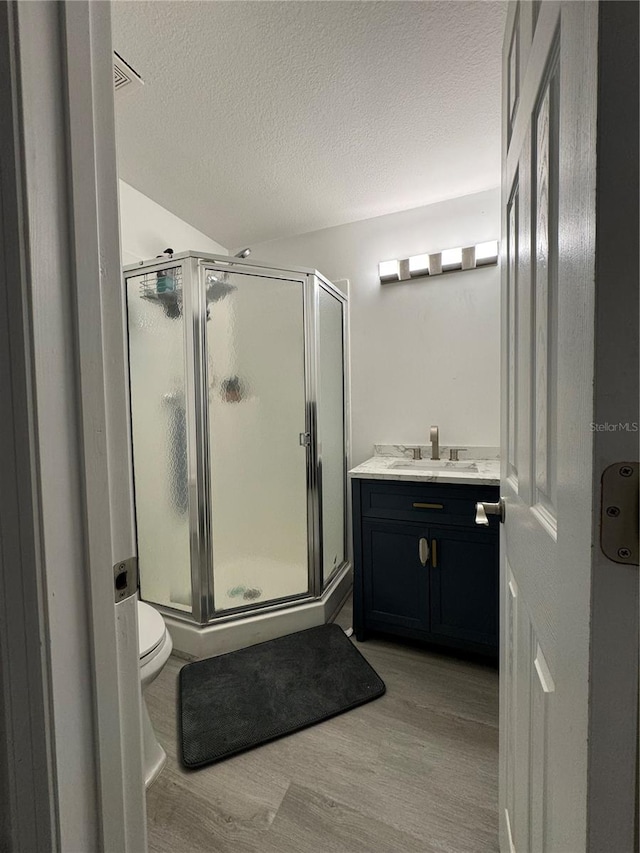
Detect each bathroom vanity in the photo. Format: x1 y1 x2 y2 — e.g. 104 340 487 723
350 451 500 657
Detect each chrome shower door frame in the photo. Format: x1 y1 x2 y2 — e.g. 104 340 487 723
124 251 350 625
184 255 213 622
312 274 350 595
123 256 201 621
194 257 320 621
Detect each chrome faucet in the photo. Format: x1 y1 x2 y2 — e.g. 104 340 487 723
430 425 440 461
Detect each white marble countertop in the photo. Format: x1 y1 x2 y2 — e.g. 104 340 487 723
349 454 501 486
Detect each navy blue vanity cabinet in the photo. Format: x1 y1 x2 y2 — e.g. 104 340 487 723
352 478 499 656
428 525 498 648
361 520 431 633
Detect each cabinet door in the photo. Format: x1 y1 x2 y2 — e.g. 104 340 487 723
429 526 498 648
362 520 429 632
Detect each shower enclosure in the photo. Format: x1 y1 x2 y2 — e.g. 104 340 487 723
124 252 349 653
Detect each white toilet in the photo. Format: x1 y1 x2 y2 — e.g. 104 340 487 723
137 600 173 787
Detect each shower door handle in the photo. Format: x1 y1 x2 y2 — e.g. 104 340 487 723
418 537 430 567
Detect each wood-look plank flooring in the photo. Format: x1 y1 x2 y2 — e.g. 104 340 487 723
144 595 499 852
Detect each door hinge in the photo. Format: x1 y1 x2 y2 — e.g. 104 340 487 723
114 556 139 602
600 462 639 565
299 432 311 447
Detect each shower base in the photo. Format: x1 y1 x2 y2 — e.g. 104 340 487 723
163 563 352 660
213 554 309 611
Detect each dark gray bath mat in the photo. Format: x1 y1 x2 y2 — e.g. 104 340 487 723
179 623 386 768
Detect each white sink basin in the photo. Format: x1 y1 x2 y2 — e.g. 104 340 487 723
389 459 479 472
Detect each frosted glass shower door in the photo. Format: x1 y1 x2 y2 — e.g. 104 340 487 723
126 267 192 612
318 285 346 585
205 269 309 612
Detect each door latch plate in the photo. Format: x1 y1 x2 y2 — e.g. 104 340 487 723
600 462 639 565
114 556 139 602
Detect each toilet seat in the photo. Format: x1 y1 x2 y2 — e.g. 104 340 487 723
138 600 167 661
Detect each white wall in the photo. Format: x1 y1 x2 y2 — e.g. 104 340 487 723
250 189 501 466
118 179 227 264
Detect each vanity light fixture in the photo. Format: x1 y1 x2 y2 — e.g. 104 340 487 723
475 240 500 266
378 259 400 282
441 247 462 271
378 240 499 284
408 254 430 276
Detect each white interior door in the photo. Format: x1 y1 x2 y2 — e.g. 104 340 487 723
498 2 638 851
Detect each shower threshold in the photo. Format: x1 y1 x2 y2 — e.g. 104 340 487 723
161 563 352 660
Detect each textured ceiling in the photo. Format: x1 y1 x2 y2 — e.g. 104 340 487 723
112 1 506 248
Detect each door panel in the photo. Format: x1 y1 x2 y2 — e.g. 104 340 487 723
362 521 429 632
507 4 519 141
500 3 599 850
506 177 519 487
532 45 560 527
504 560 534 853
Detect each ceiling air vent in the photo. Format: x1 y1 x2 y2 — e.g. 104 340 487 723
113 51 144 94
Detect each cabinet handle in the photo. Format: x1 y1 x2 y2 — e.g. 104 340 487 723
432 539 438 568
413 502 443 510
419 537 430 566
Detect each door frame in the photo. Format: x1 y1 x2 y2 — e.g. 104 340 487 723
586 2 638 846
0 2 146 850
1 0 635 850
0 4 57 848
